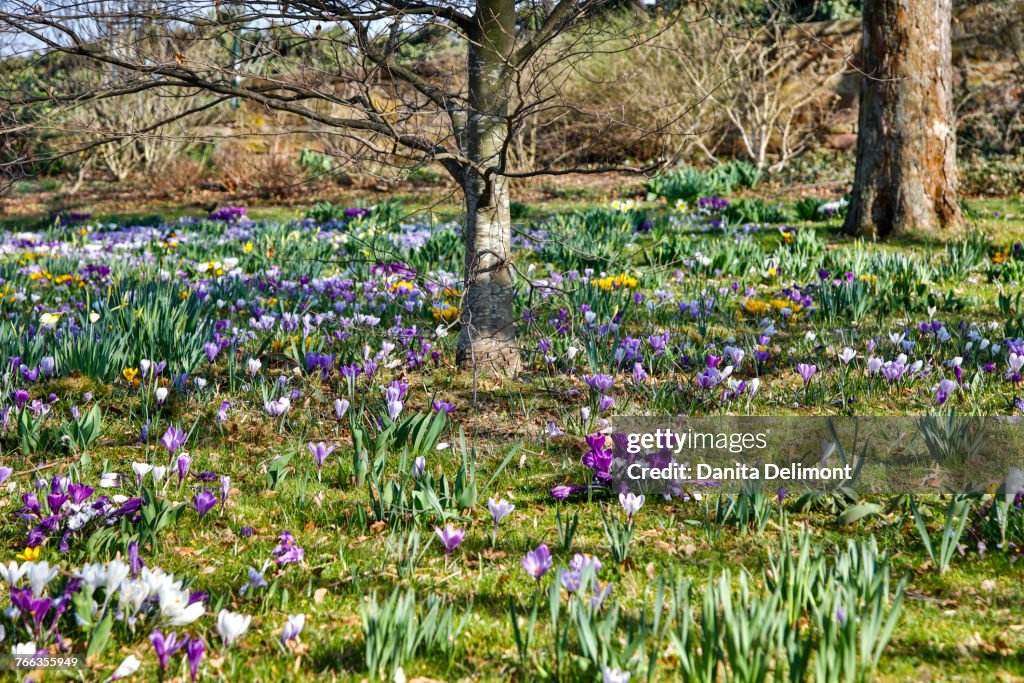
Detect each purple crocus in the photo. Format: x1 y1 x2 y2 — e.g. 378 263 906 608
432 400 456 415
0 467 12 485
150 629 188 671
551 485 572 500
307 442 336 472
796 363 817 386
521 543 553 581
193 490 217 518
186 637 205 682
176 453 191 484
67 483 93 505
487 497 515 530
240 567 268 595
272 530 305 565
218 400 231 422
128 540 145 577
384 383 404 422
434 524 465 556
160 425 187 455
265 397 291 417
584 374 615 393
934 378 958 405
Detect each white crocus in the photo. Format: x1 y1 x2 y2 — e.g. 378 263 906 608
118 579 150 615
104 560 131 595
151 466 167 486
281 613 306 643
108 654 141 681
75 563 107 589
0 562 27 585
25 561 58 597
217 609 252 647
131 462 153 482
156 581 204 626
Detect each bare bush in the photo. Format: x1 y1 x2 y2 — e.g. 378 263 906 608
214 140 300 198
522 6 853 171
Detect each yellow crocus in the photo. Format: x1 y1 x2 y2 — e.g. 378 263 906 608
16 546 41 562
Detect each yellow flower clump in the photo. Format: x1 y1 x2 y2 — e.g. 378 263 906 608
743 299 770 316
388 280 415 293
431 303 460 322
593 274 638 291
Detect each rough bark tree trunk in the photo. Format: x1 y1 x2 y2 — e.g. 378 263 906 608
455 0 521 375
844 0 963 238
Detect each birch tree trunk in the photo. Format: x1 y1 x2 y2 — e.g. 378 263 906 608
455 0 521 375
844 0 963 238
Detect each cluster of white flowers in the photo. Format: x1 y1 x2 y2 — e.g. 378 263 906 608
0 560 59 597
1 558 206 637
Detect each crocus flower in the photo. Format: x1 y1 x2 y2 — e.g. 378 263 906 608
281 613 306 645
619 492 644 522
186 638 205 681
132 462 153 487
561 568 582 593
334 398 350 422
796 363 817 386
218 400 231 422
434 524 464 556
68 483 93 505
110 654 141 681
0 466 12 485
386 396 403 422
247 358 262 377
176 453 191 484
265 397 291 417
550 485 572 500
160 425 187 455
308 442 336 472
934 378 958 405
584 374 615 393
632 363 647 384
487 497 515 530
602 665 631 683
272 530 304 565
412 456 426 479
220 476 230 510
155 387 168 406
216 609 251 647
128 541 144 577
240 567 267 594
521 543 552 581
150 629 188 671
193 490 217 518
432 400 456 415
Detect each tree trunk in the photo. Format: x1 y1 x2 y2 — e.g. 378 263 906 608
455 0 521 375
844 0 963 238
